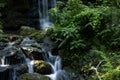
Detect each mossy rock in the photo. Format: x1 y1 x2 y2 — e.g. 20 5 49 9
0 35 9 42
19 26 46 42
34 60 52 75
0 29 4 34
19 26 37 36
45 28 54 37
0 38 9 42
18 73 50 80
30 31 46 42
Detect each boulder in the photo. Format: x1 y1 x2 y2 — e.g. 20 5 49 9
19 27 37 36
20 37 44 60
34 60 52 75
18 73 50 80
21 46 44 60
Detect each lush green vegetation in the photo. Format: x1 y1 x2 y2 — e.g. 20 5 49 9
0 0 120 80
47 0 120 79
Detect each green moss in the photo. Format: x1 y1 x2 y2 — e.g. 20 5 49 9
19 27 37 36
0 29 4 34
30 31 46 42
19 27 47 42
0 37 9 42
34 60 51 74
31 44 42 49
19 73 50 80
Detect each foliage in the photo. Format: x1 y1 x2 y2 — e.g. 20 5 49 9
51 27 86 50
50 0 120 50
79 49 120 80
95 0 120 7
101 68 120 80
49 0 120 79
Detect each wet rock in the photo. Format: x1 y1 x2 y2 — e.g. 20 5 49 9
0 42 8 50
0 46 18 57
18 73 50 80
20 37 44 60
0 45 25 65
19 27 37 36
0 65 10 72
21 37 37 47
34 60 52 75
5 54 25 65
8 35 23 42
21 46 44 60
29 49 44 60
15 64 28 76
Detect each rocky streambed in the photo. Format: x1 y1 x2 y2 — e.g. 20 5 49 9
0 34 70 80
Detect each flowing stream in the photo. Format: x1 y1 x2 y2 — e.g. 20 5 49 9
0 37 70 80
25 58 34 73
22 37 70 80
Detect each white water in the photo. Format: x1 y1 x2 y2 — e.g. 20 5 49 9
44 52 69 80
38 0 56 29
0 56 9 67
13 69 17 80
1 56 5 65
25 58 34 73
0 37 70 80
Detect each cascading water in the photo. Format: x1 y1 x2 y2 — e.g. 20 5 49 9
0 36 70 80
21 37 69 80
25 58 34 73
38 0 56 29
44 52 69 80
1 56 6 66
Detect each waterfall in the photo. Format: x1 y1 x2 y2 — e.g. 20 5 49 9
44 52 69 80
0 56 9 67
25 58 34 73
38 0 56 29
1 56 6 65
51 0 56 8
